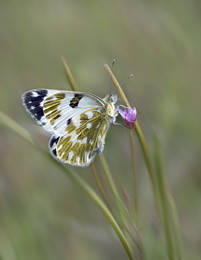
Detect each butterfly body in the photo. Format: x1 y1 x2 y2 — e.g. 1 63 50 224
22 89 118 167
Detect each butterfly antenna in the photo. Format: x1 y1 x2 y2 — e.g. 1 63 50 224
119 73 134 88
109 59 116 95
119 73 135 106
112 59 116 67
128 73 134 79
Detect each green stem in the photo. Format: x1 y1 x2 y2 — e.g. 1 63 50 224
0 111 134 260
104 64 160 211
104 64 184 260
153 138 174 260
98 155 130 231
99 154 120 201
62 58 113 211
128 130 139 224
90 162 112 210
69 167 134 260
0 111 35 146
61 57 79 91
134 122 156 190
167 192 184 260
104 64 146 258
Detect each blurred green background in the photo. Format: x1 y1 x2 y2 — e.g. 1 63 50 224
0 0 201 259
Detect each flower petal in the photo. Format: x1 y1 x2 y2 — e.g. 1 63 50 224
118 107 137 128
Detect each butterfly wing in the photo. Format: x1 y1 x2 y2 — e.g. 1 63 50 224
22 89 111 166
22 89 105 135
49 107 110 166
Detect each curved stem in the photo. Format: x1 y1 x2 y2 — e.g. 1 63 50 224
128 130 139 223
104 64 159 209
0 110 134 260
62 58 114 213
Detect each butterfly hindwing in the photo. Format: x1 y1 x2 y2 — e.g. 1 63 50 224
49 108 110 166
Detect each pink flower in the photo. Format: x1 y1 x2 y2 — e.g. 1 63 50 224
118 106 137 129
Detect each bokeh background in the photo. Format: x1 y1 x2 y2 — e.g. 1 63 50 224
0 0 201 259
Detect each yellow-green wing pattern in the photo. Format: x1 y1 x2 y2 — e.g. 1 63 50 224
49 108 110 166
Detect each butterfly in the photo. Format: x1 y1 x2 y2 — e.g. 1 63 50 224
21 89 118 167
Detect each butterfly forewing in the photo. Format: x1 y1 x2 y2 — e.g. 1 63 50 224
22 89 104 134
